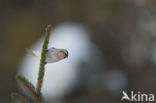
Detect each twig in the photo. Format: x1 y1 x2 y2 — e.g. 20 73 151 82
16 74 37 99
10 93 30 103
11 24 52 103
36 24 52 102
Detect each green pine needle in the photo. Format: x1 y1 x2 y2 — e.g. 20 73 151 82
10 92 30 103
16 74 37 99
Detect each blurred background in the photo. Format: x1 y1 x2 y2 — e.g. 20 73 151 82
1 0 156 103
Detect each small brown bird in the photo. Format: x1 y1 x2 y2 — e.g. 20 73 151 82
27 47 68 64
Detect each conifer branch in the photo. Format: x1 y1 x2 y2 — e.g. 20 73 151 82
16 74 37 99
11 25 52 103
36 24 52 101
10 93 30 103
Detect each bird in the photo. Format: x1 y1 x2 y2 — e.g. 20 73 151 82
121 91 131 101
20 23 104 101
27 47 68 64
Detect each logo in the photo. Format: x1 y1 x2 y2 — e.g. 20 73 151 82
121 91 154 102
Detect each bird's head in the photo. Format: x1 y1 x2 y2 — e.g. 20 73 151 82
60 49 68 59
53 49 69 61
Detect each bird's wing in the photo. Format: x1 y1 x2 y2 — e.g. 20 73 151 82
48 47 55 50
48 47 56 54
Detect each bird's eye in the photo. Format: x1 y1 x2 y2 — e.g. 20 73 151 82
64 53 68 58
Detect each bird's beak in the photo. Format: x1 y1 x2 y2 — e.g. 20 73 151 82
65 51 68 58
65 53 68 58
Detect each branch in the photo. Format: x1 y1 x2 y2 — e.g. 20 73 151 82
11 25 52 103
16 74 37 99
10 93 30 103
36 24 52 101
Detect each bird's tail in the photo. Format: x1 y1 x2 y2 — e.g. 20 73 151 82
26 49 41 59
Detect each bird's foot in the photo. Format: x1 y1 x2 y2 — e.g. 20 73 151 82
44 62 47 64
